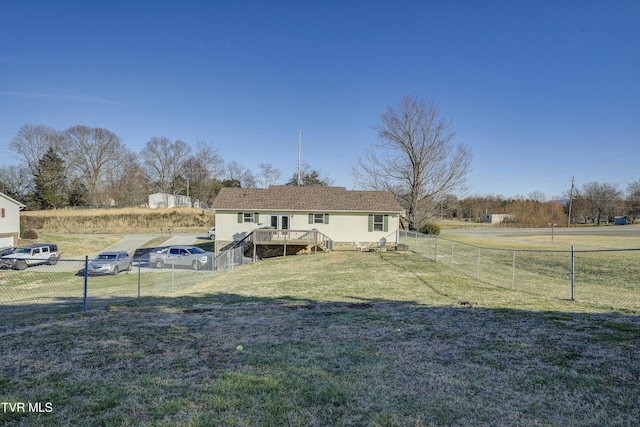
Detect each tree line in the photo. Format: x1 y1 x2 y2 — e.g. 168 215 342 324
2 96 635 229
0 124 331 210
435 182 640 227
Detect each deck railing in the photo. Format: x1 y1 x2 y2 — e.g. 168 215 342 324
221 228 333 260
252 229 330 248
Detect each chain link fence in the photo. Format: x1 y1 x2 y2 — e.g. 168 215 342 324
0 246 249 321
399 230 640 311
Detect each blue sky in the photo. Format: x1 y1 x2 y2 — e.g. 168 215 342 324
1 1 638 200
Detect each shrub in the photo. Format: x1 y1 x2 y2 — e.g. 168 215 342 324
23 229 39 240
421 222 441 236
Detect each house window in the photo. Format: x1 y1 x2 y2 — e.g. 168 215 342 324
373 214 384 231
368 214 389 232
237 212 260 223
309 213 329 224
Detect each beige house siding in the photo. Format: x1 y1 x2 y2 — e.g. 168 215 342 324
215 209 400 244
0 192 26 247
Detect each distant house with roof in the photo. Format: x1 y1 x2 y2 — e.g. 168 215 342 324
211 186 404 251
481 213 514 224
0 192 26 248
148 193 192 209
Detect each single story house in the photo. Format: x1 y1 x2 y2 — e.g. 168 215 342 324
148 193 192 209
481 213 514 224
0 192 26 248
211 186 404 249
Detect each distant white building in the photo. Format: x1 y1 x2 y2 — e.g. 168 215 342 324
0 192 26 247
148 193 192 209
482 213 513 224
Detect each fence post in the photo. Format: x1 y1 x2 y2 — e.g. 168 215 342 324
83 256 88 313
451 241 454 269
434 237 438 263
476 247 481 281
137 260 141 300
171 258 175 292
427 234 430 259
512 251 515 290
571 245 575 301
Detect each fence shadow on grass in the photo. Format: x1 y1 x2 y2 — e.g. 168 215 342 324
1 292 639 426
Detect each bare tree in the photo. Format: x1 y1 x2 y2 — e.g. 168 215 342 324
60 125 126 206
528 191 547 203
0 164 33 201
226 161 257 188
354 95 472 229
626 179 640 223
8 124 60 175
105 152 151 207
582 182 622 224
140 137 192 193
257 163 282 188
181 142 225 204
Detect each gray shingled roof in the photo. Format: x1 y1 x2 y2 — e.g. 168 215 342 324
212 186 403 212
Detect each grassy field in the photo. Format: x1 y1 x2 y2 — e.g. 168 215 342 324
1 250 639 426
400 231 640 313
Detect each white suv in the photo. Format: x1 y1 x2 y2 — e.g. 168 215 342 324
0 243 60 270
207 227 216 240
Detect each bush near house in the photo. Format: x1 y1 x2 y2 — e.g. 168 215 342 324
421 222 441 235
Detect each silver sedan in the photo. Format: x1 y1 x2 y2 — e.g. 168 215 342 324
88 251 133 276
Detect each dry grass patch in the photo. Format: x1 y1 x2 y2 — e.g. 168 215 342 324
21 208 214 234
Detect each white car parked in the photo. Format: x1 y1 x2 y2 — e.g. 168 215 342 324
207 227 216 240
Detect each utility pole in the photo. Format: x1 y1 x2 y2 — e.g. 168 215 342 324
567 176 575 227
297 130 302 186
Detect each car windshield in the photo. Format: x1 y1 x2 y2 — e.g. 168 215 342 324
15 248 32 254
190 247 205 254
96 254 116 260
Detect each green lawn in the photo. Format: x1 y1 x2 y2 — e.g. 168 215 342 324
1 250 639 426
400 233 640 312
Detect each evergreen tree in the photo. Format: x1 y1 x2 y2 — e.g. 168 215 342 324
67 177 89 207
285 163 331 186
33 147 67 209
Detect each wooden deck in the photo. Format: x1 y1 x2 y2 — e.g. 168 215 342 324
239 229 333 260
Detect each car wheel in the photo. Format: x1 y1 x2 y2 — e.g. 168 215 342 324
209 235 215 240
15 260 27 271
155 259 164 269
47 257 59 266
112 266 119 276
192 260 199 270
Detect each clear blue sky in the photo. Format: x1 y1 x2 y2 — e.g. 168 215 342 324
1 1 638 200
